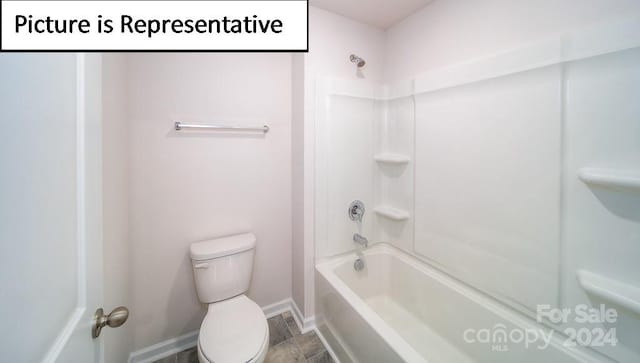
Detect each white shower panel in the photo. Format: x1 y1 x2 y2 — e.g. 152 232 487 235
315 78 379 258
562 48 640 362
326 95 375 256
315 78 414 258
414 65 563 313
374 96 415 252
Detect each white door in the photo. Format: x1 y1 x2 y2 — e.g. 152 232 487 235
0 53 105 362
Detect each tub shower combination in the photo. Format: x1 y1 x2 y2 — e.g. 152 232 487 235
313 17 640 363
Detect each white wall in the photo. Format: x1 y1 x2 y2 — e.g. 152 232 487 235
102 54 132 363
126 53 292 350
384 0 640 82
293 6 386 318
307 7 385 82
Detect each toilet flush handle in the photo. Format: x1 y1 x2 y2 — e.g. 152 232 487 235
194 262 209 269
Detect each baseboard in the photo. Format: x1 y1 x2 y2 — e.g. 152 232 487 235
128 330 199 363
290 298 316 334
128 298 320 363
262 298 294 319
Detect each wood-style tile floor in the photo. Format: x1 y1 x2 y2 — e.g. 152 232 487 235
153 312 334 363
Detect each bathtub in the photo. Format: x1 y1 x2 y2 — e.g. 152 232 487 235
315 244 606 363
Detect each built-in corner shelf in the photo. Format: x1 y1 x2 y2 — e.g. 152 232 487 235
578 168 640 193
577 270 640 315
374 205 410 221
374 153 410 165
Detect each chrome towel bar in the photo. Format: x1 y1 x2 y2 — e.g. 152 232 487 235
175 121 269 133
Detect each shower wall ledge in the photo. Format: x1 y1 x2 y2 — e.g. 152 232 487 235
577 270 640 316
374 205 410 221
578 168 640 193
374 153 410 165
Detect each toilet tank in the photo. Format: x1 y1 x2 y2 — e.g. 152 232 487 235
190 233 256 303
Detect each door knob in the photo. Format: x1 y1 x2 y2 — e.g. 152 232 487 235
92 306 129 338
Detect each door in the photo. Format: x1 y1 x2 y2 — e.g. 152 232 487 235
0 53 104 362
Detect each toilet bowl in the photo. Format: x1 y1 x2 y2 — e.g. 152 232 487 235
190 233 269 363
197 295 269 363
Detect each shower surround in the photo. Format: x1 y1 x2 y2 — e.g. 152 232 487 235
313 14 640 363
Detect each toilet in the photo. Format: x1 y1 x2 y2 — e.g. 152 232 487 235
190 233 269 363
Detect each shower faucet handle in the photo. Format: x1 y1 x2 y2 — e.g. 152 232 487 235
348 200 365 222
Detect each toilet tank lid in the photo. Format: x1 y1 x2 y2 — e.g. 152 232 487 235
190 233 256 261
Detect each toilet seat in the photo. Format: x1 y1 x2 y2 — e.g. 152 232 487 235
197 295 269 363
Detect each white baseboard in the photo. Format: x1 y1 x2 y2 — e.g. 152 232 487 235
128 298 321 363
290 298 316 334
262 298 294 319
128 330 199 363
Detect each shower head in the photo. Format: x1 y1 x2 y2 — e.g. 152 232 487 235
350 54 366 68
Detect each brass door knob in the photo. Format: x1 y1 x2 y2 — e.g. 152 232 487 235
92 306 129 338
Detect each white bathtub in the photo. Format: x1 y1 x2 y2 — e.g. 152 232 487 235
315 244 606 363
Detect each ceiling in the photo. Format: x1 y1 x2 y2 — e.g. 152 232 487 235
309 0 434 29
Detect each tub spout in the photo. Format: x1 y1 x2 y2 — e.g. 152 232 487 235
353 233 368 248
